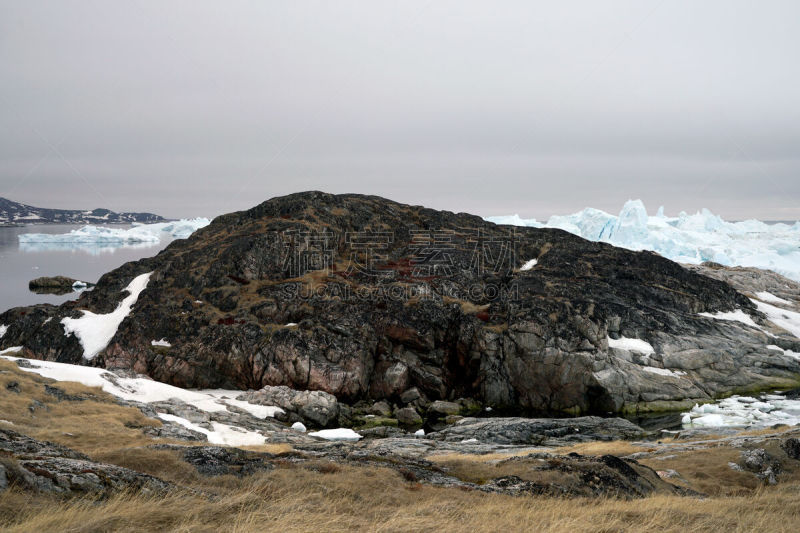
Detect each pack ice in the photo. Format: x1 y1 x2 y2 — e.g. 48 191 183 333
487 200 800 281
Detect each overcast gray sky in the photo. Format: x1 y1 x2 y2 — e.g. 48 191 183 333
1 1 798 220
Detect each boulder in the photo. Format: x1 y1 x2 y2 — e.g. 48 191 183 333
428 400 461 417
369 401 392 417
395 407 423 428
239 385 339 427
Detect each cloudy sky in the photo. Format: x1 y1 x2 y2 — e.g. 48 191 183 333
1 1 798 220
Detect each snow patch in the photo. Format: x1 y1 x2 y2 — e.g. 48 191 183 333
698 309 759 329
61 272 153 360
767 345 800 361
641 366 686 378
520 258 538 271
151 339 171 347
0 325 7 338
414 429 425 436
0 355 284 421
755 291 793 306
308 428 363 441
156 413 266 446
752 299 800 338
0 347 22 355
607 336 655 355
291 422 307 432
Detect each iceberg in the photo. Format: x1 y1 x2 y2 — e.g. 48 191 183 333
487 201 800 281
18 218 210 253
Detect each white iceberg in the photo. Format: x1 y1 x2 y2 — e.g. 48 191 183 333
487 201 800 281
18 218 210 253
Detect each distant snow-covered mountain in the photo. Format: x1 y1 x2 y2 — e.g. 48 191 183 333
0 197 165 225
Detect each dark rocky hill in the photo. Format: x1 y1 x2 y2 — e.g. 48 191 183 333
2 191 799 415
0 197 164 225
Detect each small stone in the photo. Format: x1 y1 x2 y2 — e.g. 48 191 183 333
5 381 20 393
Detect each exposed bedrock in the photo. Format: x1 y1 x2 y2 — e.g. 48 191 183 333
2 192 799 414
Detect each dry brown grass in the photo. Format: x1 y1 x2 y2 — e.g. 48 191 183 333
0 359 162 455
3 359 800 532
2 466 800 533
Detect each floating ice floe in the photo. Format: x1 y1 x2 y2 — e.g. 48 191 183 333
308 428 363 441
681 394 800 428
487 200 800 282
61 272 153 360
18 218 210 253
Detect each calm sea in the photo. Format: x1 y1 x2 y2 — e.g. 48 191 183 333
0 225 172 313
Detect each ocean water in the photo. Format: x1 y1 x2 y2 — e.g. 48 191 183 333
0 224 171 313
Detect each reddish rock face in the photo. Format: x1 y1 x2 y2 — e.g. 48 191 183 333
2 191 799 414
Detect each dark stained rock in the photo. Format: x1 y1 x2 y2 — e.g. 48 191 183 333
396 407 423 428
428 416 646 445
482 453 697 498
3 192 800 414
151 444 277 477
782 438 800 460
28 276 93 295
0 428 171 496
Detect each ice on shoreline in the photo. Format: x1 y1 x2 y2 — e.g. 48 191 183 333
682 393 800 428
487 201 800 281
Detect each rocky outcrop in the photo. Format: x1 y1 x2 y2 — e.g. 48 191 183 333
2 192 799 415
428 416 646 445
238 385 339 427
0 428 171 496
151 444 278 477
28 276 93 295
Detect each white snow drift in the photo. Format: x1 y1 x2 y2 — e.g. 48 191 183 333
61 272 153 360
0 355 286 446
487 200 800 282
607 336 655 355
